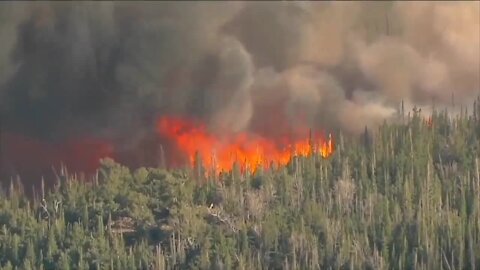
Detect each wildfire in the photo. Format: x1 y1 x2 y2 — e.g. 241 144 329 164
425 116 433 128
156 116 334 175
0 132 114 179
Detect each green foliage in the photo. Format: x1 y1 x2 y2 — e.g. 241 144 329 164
1 107 480 269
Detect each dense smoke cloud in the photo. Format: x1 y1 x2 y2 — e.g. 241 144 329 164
0 1 478 152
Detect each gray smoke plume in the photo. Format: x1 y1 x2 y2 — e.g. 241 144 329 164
0 1 478 145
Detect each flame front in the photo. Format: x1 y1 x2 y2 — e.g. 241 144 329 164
425 116 433 128
156 116 334 175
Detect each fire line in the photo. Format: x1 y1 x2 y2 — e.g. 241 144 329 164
156 116 334 175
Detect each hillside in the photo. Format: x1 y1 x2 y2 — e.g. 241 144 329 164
0 102 479 270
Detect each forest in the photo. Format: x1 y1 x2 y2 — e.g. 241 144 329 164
0 99 479 270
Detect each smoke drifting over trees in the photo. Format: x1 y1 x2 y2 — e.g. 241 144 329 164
0 2 478 144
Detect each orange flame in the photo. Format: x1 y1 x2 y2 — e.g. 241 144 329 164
156 116 334 175
424 116 433 128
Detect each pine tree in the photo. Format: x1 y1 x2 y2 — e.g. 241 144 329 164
57 253 70 270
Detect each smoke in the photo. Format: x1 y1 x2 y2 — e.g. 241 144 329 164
0 1 478 175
